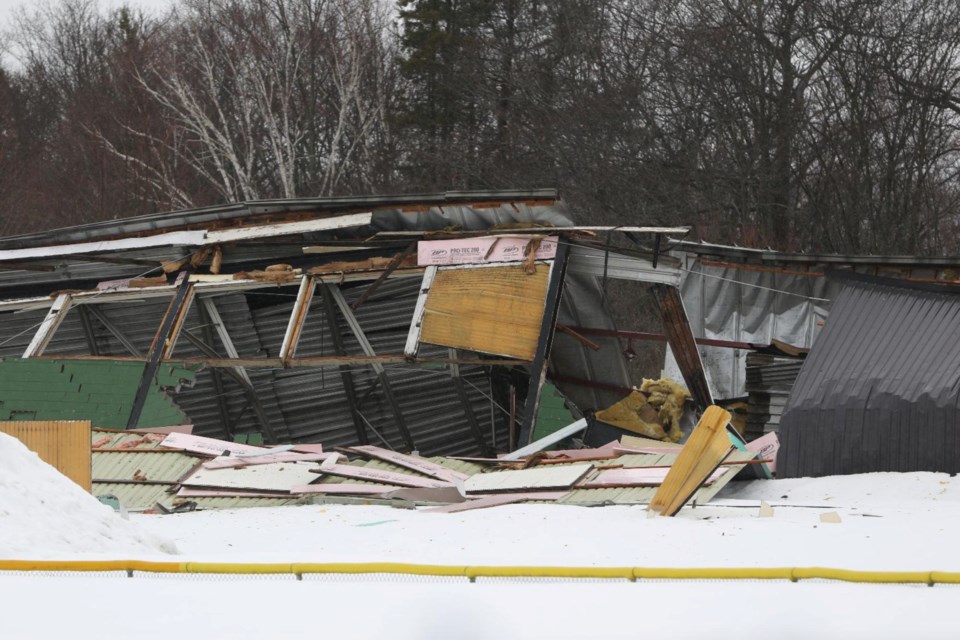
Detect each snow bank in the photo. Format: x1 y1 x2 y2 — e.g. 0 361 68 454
0 432 177 558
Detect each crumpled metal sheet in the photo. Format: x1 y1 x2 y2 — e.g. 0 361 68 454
664 252 835 399
778 272 960 477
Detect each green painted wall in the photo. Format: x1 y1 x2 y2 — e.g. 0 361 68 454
0 358 199 429
531 382 579 444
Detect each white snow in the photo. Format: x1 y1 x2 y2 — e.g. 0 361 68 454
0 432 176 558
4 457 960 638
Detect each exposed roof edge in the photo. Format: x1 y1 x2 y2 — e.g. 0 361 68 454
826 267 960 295
673 240 960 267
0 189 560 251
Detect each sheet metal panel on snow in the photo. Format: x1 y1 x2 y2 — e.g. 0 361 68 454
777 272 960 477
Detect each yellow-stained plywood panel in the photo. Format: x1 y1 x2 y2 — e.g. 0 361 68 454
420 264 549 360
0 420 92 491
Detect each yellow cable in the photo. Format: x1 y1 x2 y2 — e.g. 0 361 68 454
0 560 956 585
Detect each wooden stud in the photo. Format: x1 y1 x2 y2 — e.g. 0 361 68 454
23 294 72 358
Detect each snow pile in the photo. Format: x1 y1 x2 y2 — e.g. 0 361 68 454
0 432 177 557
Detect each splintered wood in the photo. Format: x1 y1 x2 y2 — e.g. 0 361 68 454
648 406 734 516
419 264 549 360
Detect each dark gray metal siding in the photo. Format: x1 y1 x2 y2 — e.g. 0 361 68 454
777 272 960 477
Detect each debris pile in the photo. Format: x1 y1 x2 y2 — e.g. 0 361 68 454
92 415 758 515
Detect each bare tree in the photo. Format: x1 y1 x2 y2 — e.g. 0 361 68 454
119 0 397 206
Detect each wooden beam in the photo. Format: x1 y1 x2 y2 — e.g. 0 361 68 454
126 276 192 429
161 284 196 359
279 276 316 362
652 284 714 411
23 294 72 358
349 242 417 311
404 266 438 358
517 241 570 447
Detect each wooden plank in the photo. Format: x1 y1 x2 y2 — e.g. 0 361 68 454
349 242 417 310
463 462 593 494
653 284 714 410
22 294 72 357
648 406 733 516
161 284 196 359
279 276 316 361
126 276 193 429
404 266 437 358
204 212 372 244
419 264 549 360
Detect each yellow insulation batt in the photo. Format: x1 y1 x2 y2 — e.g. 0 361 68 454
595 377 691 442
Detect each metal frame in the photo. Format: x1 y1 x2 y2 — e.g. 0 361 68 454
326 283 414 451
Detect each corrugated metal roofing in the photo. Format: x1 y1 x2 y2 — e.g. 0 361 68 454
778 272 960 477
92 451 201 483
92 482 174 511
91 430 170 450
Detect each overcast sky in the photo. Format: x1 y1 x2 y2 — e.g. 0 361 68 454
0 0 174 31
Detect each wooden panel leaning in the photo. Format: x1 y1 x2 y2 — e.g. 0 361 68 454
647 406 733 516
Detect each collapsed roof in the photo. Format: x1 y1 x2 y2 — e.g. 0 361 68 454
0 190 697 457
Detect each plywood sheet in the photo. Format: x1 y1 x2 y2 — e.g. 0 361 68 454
420 264 549 360
464 462 592 494
0 420 91 491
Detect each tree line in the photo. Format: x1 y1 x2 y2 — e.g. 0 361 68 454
1 0 959 254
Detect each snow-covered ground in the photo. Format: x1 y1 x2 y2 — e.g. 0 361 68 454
4 435 960 639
